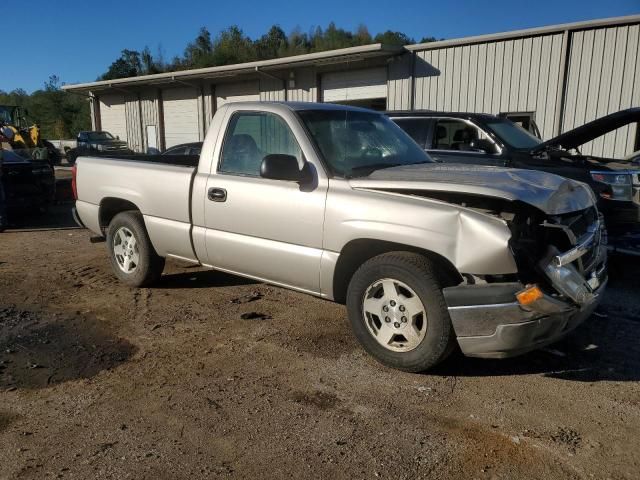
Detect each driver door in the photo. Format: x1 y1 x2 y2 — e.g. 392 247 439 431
202 110 328 294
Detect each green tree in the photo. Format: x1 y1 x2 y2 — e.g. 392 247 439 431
100 49 142 80
255 25 288 60
354 24 373 45
184 27 214 68
211 26 257 65
374 30 415 46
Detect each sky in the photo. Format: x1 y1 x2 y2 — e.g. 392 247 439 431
4 0 639 93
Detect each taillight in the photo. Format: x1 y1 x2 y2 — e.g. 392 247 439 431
71 164 78 200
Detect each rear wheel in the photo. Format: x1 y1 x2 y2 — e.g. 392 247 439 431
346 252 455 372
106 211 165 287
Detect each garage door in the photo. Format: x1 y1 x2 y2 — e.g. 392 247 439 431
99 93 127 141
163 87 200 148
216 81 260 107
322 68 387 103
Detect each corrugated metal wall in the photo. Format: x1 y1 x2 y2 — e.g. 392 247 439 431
400 33 567 140
562 24 640 157
124 95 142 152
260 77 286 102
287 69 317 102
388 55 413 110
140 91 160 152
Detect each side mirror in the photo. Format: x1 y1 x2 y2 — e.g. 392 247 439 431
470 138 497 154
260 154 310 182
116 136 120 140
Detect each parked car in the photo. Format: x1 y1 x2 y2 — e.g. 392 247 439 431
66 131 132 165
389 108 640 255
1 148 55 219
72 102 606 372
162 142 203 156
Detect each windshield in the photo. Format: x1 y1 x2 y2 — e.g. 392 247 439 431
486 119 542 150
297 109 433 177
0 106 14 124
87 131 115 141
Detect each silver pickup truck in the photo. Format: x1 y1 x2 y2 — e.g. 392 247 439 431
73 102 607 372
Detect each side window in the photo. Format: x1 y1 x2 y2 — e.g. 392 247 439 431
219 112 302 176
431 119 486 151
393 118 430 149
78 133 87 142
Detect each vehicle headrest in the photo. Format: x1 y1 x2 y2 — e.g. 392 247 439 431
436 126 447 140
229 134 258 152
453 127 478 142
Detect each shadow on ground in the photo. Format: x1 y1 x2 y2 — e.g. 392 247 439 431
0 306 135 390
5 203 78 231
155 269 258 289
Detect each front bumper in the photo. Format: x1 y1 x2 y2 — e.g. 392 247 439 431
444 241 607 359
446 281 605 358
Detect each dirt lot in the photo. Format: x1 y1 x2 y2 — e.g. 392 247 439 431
0 204 639 479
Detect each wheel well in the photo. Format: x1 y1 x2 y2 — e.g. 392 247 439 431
99 198 140 232
332 239 462 304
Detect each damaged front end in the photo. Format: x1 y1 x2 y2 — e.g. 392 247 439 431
442 198 608 358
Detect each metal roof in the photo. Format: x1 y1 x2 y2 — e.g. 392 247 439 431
62 43 403 92
406 14 640 51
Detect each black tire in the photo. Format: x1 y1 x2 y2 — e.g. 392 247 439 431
106 211 165 287
346 252 456 372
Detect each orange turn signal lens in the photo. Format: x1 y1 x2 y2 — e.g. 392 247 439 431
516 285 544 306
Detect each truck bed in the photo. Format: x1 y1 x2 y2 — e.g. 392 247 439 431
74 155 198 262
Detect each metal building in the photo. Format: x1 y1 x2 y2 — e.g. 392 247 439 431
64 14 640 158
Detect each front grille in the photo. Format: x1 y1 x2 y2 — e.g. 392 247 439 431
555 207 598 241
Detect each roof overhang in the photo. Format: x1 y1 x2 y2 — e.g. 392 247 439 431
62 43 405 93
407 14 640 51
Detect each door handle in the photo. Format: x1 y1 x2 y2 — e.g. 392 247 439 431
208 187 227 202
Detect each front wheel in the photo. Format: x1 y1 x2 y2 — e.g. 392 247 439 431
106 211 165 287
346 252 455 372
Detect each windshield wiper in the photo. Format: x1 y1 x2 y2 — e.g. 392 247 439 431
346 163 402 178
346 161 433 178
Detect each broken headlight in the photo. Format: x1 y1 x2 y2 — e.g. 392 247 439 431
542 260 595 305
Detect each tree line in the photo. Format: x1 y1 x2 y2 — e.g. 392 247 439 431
100 23 436 80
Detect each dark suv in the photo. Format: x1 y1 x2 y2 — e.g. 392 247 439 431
389 109 640 254
66 131 132 165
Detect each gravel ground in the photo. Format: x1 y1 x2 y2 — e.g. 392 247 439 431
0 204 638 479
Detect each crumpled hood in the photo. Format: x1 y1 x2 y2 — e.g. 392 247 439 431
348 163 596 215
